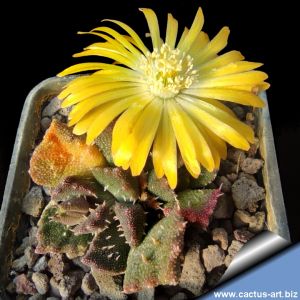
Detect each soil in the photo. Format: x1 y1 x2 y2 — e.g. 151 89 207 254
5 98 266 300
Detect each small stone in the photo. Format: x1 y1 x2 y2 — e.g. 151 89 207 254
89 292 107 300
238 172 256 182
48 254 70 280
72 257 91 272
29 227 38 247
225 240 244 267
247 137 260 157
213 194 234 219
33 256 48 272
232 106 246 120
52 113 65 122
28 294 45 300
231 177 265 210
12 255 27 272
14 274 37 295
41 117 51 132
227 148 246 165
212 228 228 250
226 173 238 182
58 107 71 117
233 229 255 243
234 210 265 233
16 237 30 256
206 265 227 287
171 292 188 300
180 245 205 295
219 160 237 175
32 272 49 295
215 176 232 193
22 186 45 217
248 211 266 233
241 158 264 174
246 112 255 121
6 281 16 294
137 288 155 300
49 277 61 297
42 186 52 197
25 246 39 268
58 271 84 298
81 273 97 296
202 245 225 272
46 298 60 300
42 97 61 117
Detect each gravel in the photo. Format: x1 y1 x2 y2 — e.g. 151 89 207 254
202 245 225 272
22 186 45 217
232 177 265 210
179 245 205 295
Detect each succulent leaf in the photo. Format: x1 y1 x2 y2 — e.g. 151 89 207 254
35 202 92 259
189 168 217 189
123 211 186 293
95 121 115 165
72 202 112 235
51 176 114 204
29 119 106 187
82 217 130 275
91 268 127 300
114 202 146 247
58 196 90 213
92 167 139 202
165 189 221 229
147 170 176 203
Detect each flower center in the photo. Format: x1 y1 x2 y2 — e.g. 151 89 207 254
140 44 197 99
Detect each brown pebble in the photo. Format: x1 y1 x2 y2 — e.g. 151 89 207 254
225 240 244 267
212 228 228 250
202 245 225 272
32 272 49 295
215 176 232 193
213 194 234 219
14 274 37 295
241 158 264 174
234 229 255 243
226 173 238 183
227 148 246 165
81 273 97 296
180 245 205 295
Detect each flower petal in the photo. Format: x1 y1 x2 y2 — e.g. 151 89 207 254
194 26 230 65
179 94 254 142
165 13 178 49
179 99 251 150
68 86 144 125
167 101 200 177
184 87 265 107
112 95 154 164
129 98 163 176
103 19 149 55
197 50 244 72
195 71 268 88
177 7 204 53
139 8 162 49
86 94 144 144
153 103 177 188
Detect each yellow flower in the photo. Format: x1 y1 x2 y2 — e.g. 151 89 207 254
57 7 269 189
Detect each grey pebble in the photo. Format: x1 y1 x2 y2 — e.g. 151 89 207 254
22 186 45 217
33 256 48 272
42 97 61 117
232 177 265 210
41 117 51 132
